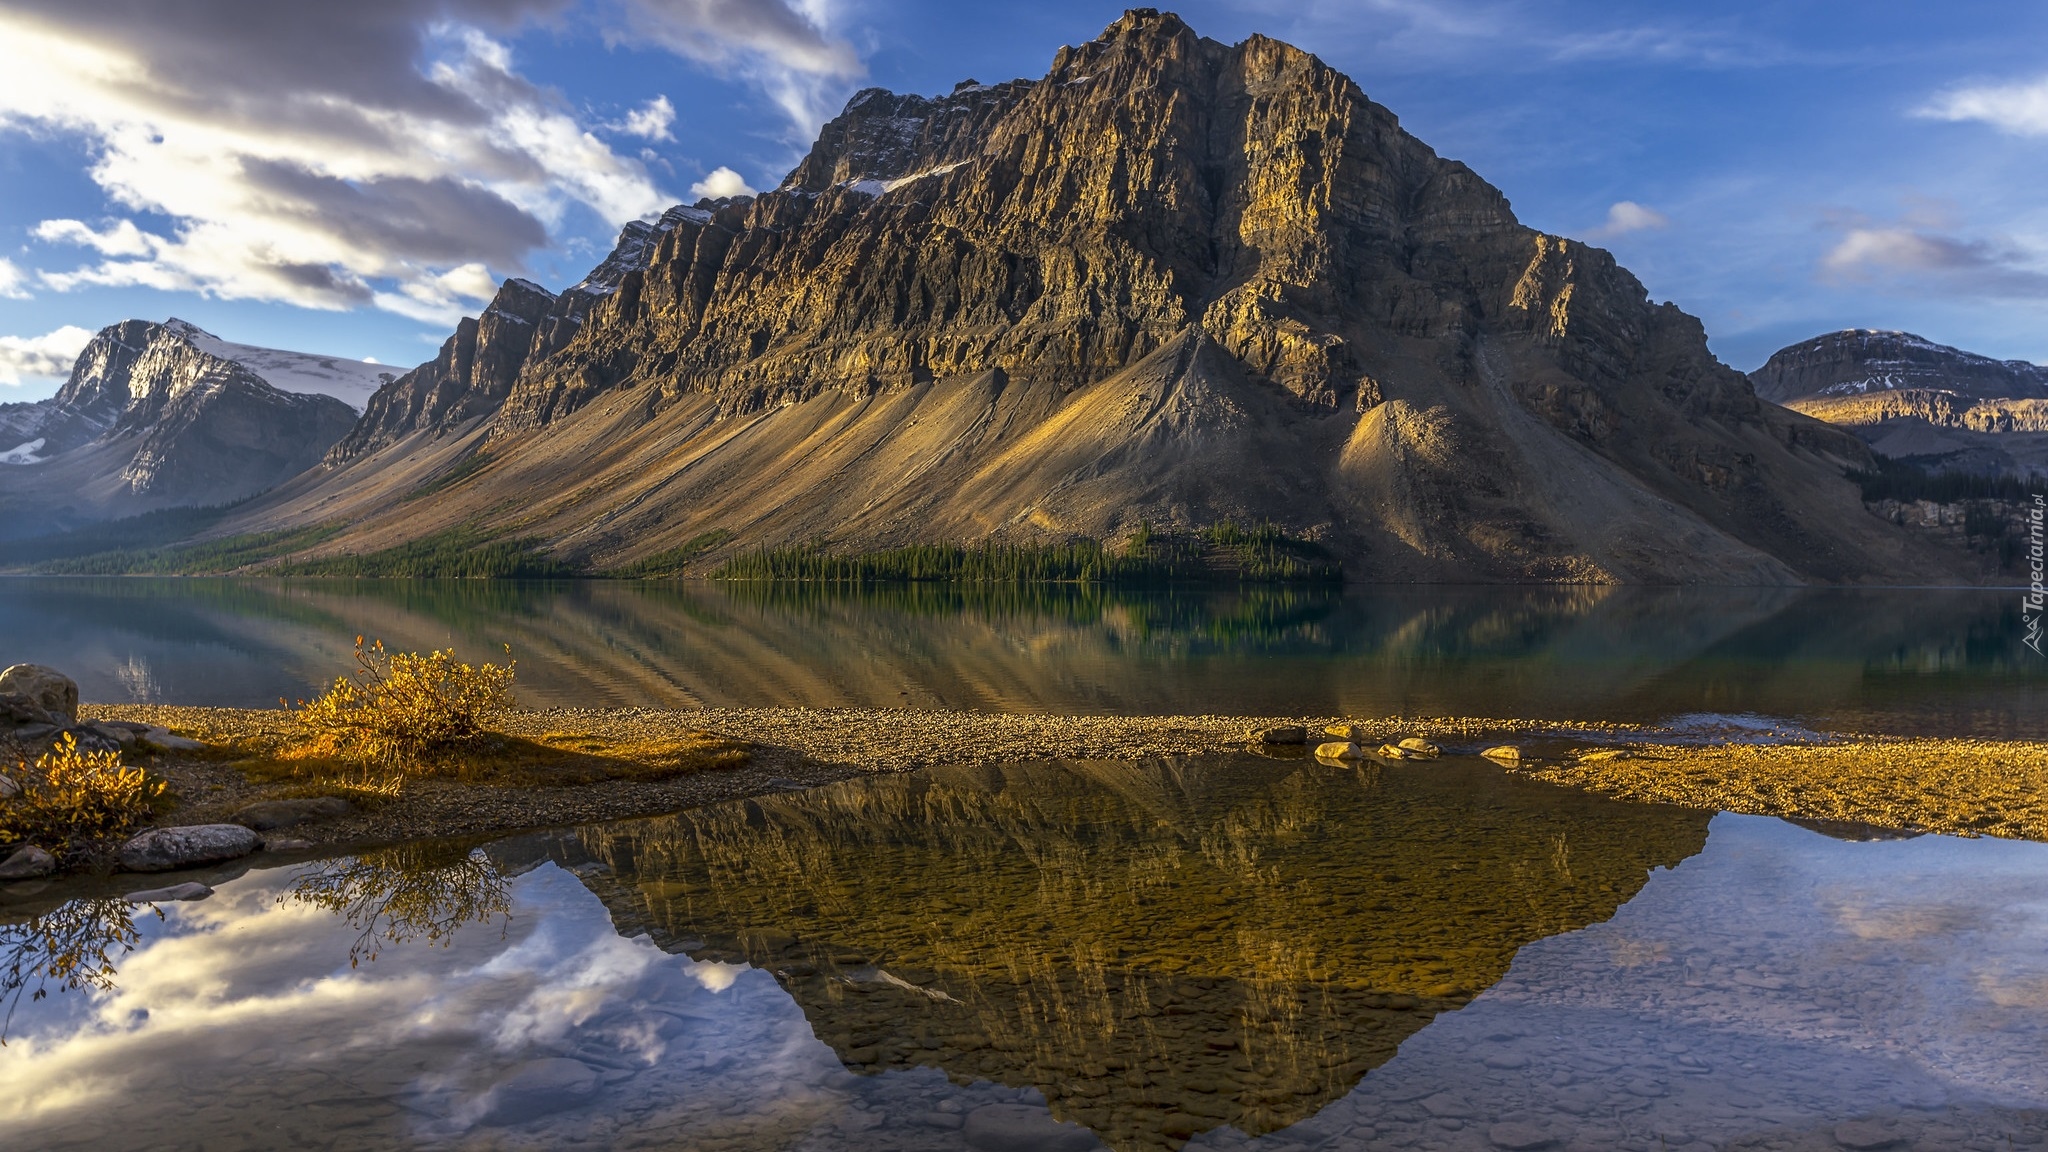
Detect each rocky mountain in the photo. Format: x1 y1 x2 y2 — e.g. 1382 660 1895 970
229 9 1959 584
1751 330 2048 478
0 320 360 538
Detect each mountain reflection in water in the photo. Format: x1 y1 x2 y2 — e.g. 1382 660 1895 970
565 757 1711 1148
1 578 2041 735
5 758 2048 1151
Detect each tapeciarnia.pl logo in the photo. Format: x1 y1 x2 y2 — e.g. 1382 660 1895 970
2026 493 2045 656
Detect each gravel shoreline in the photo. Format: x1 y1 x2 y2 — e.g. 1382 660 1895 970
57 705 2048 848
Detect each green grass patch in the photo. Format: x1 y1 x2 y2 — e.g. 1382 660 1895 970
27 524 344 575
401 451 495 503
274 527 575 578
711 521 1339 585
604 529 736 578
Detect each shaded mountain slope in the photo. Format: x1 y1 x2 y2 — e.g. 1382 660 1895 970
234 9 1957 583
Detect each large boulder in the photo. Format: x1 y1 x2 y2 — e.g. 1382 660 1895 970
0 665 78 722
0 845 57 880
118 824 262 873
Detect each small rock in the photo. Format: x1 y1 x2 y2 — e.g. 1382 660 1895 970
137 726 206 752
1249 724 1306 745
1314 741 1366 760
924 1112 965 1130
961 1103 1098 1152
1324 723 1369 740
0 845 57 880
477 1058 600 1125
1420 1093 1473 1118
263 837 316 852
1481 745 1522 762
124 881 214 903
118 824 262 873
0 665 78 721
1833 1120 1900 1149
1396 736 1440 758
80 722 139 751
1488 1122 1556 1150
1375 742 1414 759
0 773 18 799
231 797 352 831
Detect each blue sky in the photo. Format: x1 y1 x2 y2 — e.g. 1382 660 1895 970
3 0 2047 399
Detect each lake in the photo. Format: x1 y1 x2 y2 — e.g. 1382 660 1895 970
4 755 2045 1150
0 578 2043 736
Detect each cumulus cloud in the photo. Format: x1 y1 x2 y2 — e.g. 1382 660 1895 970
1586 200 1670 239
1821 224 2048 297
0 258 30 300
689 165 759 199
0 0 673 321
610 0 864 135
1920 75 2048 136
0 325 95 386
618 95 677 141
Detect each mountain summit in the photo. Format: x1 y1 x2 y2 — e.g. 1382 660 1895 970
238 9 1949 583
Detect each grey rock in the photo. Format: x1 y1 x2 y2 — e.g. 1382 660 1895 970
477 1058 600 1125
124 881 214 903
0 694 57 729
0 665 78 721
962 1103 1098 1152
0 845 57 880
0 772 18 799
1249 724 1307 745
1488 1122 1556 1150
231 797 352 831
925 1112 966 1129
81 721 139 751
137 726 206 752
118 824 262 873
263 837 316 852
1833 1121 1901 1149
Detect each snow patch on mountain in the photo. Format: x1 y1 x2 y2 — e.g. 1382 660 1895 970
163 319 393 412
0 437 45 465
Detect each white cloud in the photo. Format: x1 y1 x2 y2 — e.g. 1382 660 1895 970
1920 75 2048 137
0 257 30 300
371 262 503 326
611 0 864 136
1586 200 1670 239
689 165 759 199
1820 224 2048 297
0 2 674 319
0 324 95 386
618 94 676 141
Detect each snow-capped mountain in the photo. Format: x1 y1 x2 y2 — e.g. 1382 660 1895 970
0 319 359 538
162 318 393 412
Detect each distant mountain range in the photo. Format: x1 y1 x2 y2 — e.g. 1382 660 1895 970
0 319 385 537
1750 330 2048 480
0 10 1992 582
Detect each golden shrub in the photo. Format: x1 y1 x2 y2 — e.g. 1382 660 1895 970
291 637 516 773
1 734 166 858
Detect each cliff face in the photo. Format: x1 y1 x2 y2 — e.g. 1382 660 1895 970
263 8 1956 584
1753 330 2048 480
0 321 357 538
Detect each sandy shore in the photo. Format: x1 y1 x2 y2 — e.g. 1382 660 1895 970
65 705 2048 847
